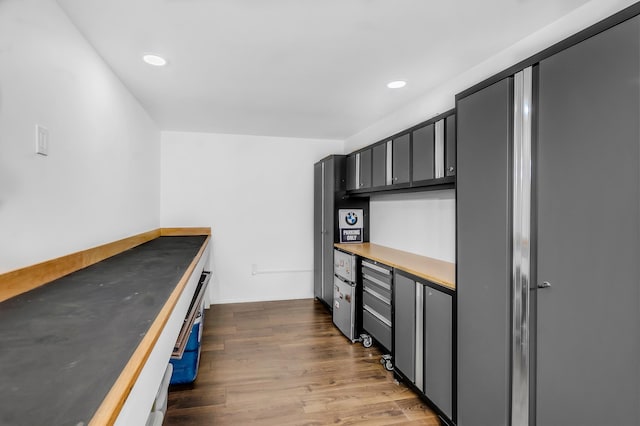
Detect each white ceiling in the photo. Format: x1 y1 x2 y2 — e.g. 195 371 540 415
56 0 591 140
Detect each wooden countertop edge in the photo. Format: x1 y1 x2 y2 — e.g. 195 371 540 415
89 234 210 426
0 227 212 303
334 243 456 290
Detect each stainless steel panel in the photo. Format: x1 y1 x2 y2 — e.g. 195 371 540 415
415 282 424 392
386 141 393 185
434 120 445 178
334 249 356 282
355 152 361 189
333 276 356 341
511 66 532 426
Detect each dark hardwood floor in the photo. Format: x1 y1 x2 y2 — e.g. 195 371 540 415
165 298 440 425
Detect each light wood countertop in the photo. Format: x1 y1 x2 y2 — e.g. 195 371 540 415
334 243 455 290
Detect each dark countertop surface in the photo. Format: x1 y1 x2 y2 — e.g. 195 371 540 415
0 235 207 426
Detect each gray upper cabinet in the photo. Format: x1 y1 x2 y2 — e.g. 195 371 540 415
391 134 410 185
346 149 372 191
445 114 456 177
412 123 435 182
346 154 357 191
359 148 372 189
371 142 387 188
345 112 455 195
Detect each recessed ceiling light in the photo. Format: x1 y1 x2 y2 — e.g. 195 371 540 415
387 80 407 89
142 54 167 67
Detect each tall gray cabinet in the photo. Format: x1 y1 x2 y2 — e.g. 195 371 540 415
313 155 345 308
457 11 640 426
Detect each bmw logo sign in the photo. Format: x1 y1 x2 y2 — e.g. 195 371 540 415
345 211 358 226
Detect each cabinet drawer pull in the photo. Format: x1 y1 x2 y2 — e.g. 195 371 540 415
363 305 392 327
364 287 391 305
361 261 391 275
363 274 391 291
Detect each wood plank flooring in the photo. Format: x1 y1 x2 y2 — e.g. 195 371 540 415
165 298 440 425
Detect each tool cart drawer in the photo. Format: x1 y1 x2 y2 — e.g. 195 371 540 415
361 259 393 286
363 289 391 321
363 306 392 351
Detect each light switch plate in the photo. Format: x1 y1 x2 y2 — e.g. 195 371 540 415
36 125 49 156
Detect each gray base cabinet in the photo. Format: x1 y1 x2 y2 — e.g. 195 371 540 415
394 271 453 422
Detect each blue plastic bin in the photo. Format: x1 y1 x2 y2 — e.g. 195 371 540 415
170 308 204 384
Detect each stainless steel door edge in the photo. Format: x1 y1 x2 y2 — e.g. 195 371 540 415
512 66 533 426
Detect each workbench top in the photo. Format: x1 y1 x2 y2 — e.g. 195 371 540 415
0 235 207 426
334 243 455 290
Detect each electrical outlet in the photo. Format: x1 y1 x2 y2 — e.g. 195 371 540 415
36 125 49 156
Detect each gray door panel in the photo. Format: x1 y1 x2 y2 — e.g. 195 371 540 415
424 286 452 419
359 149 372 189
346 154 357 191
457 77 512 426
394 273 416 382
392 134 410 184
313 162 323 299
321 159 335 307
372 143 387 188
445 115 456 177
412 124 435 182
536 16 640 426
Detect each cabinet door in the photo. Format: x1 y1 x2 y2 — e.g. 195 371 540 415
392 134 410 184
346 154 357 191
424 285 453 420
359 148 372 189
394 273 416 382
321 159 335 307
372 143 387 188
456 77 512 426
536 16 640 426
313 162 323 300
445 114 456 177
412 124 435 182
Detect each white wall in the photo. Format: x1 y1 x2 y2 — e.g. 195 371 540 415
344 0 638 152
369 190 455 263
0 0 160 273
161 132 343 304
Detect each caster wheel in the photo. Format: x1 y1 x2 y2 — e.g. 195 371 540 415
362 336 373 348
384 360 394 371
